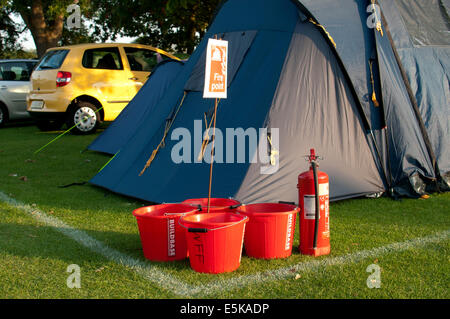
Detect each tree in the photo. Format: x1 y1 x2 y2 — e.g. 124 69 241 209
91 0 221 54
0 3 38 59
1 0 220 58
60 16 96 46
0 4 22 57
8 0 93 57
166 0 221 53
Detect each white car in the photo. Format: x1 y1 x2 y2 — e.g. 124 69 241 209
0 59 38 127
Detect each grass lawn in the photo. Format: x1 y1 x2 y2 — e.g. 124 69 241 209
0 123 449 299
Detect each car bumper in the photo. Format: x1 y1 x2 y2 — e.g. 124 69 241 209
27 90 72 114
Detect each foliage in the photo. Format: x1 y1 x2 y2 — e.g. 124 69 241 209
60 18 97 46
0 49 37 60
7 0 95 56
0 5 22 57
0 4 38 59
1 0 221 57
91 0 221 53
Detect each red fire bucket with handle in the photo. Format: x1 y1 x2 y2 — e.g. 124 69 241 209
133 204 199 261
179 213 248 274
237 203 299 259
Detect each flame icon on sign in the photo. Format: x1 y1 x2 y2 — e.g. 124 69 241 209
211 47 222 61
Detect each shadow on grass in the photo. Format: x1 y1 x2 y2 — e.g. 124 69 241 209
0 217 304 276
1 119 109 133
1 120 35 129
0 221 191 271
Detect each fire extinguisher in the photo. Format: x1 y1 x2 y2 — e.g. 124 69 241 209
297 149 330 257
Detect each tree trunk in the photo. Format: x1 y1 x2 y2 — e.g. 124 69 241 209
19 0 64 58
186 26 197 54
186 12 197 54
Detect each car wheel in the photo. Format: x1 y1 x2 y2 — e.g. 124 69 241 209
0 104 8 127
68 101 100 135
36 119 64 131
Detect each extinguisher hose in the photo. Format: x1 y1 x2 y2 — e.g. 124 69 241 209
312 161 320 250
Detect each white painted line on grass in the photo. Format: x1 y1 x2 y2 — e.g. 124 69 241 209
0 191 188 295
1 191 449 297
199 229 450 295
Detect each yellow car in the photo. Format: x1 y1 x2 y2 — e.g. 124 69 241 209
27 43 179 134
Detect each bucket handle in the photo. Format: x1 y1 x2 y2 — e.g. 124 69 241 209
178 215 248 233
163 207 200 217
164 212 190 216
193 204 242 210
278 201 296 205
187 228 209 233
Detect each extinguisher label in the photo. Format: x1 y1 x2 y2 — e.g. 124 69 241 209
303 195 317 220
303 183 329 220
167 218 176 257
319 183 329 196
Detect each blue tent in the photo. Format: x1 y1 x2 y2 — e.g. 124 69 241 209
88 59 185 155
378 0 450 192
90 0 449 204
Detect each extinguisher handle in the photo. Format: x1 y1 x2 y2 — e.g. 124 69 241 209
304 155 323 162
311 161 320 250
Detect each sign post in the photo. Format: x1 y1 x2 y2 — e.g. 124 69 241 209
203 38 228 213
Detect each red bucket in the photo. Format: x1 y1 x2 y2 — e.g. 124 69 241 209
237 203 299 259
179 213 248 274
133 204 198 261
182 198 241 212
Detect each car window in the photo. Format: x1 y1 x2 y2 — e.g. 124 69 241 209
124 47 170 72
0 61 36 81
36 50 69 70
82 47 123 70
27 61 38 73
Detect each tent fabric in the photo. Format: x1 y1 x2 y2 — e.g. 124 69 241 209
296 0 441 194
297 0 384 129
379 0 450 187
390 0 450 47
235 20 384 203
375 29 436 191
90 27 295 202
88 59 185 155
293 0 391 191
89 0 449 204
398 47 450 177
185 30 258 91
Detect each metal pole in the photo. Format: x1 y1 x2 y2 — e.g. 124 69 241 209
207 98 218 213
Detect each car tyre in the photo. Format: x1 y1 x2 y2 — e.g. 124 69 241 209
0 104 8 127
67 101 100 135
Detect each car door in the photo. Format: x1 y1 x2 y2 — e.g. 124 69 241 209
0 61 34 119
123 47 168 96
80 46 133 120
